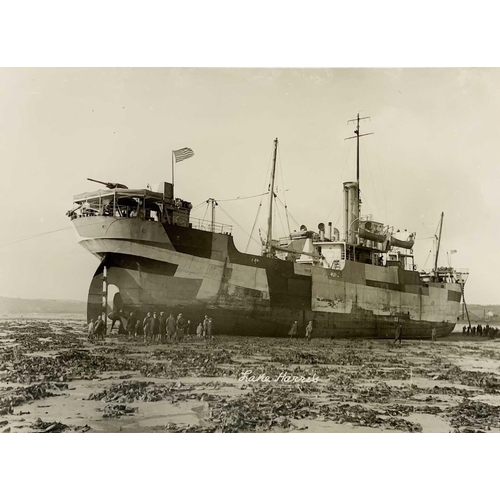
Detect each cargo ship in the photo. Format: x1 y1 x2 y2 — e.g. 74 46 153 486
68 115 468 338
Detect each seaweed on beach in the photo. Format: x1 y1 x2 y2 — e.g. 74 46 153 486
1 350 144 384
31 417 91 433
436 366 500 392
140 349 235 378
0 382 67 414
100 404 137 418
88 380 195 404
447 399 500 430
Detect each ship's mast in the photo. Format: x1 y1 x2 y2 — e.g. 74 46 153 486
433 211 444 280
207 198 218 233
265 138 278 257
345 114 373 212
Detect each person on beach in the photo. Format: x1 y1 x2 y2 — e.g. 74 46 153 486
431 327 437 342
143 312 153 343
305 321 313 342
88 318 95 341
196 322 203 337
393 323 403 346
206 318 214 339
176 313 187 342
203 315 210 337
159 312 166 343
94 317 105 341
151 312 160 344
288 320 298 339
166 313 176 342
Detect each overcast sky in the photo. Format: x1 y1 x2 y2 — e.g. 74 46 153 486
0 68 498 304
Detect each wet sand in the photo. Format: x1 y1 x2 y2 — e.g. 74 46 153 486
1 317 500 433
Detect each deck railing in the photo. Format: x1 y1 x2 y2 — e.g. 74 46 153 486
189 217 233 235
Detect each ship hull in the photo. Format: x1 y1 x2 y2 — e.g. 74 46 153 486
75 217 461 339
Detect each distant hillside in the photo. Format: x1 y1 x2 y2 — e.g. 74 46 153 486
457 304 500 323
468 304 500 316
0 296 86 314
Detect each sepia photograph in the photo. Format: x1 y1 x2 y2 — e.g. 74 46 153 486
2 66 500 436
4 2 500 498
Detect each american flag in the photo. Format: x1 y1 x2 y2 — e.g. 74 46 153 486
173 147 194 163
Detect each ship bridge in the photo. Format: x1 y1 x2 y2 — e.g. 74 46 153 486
68 182 232 235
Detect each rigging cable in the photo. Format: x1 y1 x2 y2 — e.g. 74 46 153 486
362 139 381 218
277 146 292 235
275 194 287 239
192 199 210 209
422 249 432 269
200 201 209 228
359 189 377 218
217 203 262 247
275 196 300 229
213 191 269 203
0 225 75 248
244 142 276 252
373 139 388 223
245 195 266 252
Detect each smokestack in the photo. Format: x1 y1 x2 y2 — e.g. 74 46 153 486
343 181 359 244
328 222 332 241
318 223 325 242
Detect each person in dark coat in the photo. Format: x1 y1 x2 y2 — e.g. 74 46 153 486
166 313 176 342
176 313 187 342
159 312 166 343
206 318 213 339
393 323 403 346
151 312 160 344
288 321 298 339
143 312 153 343
94 317 105 342
203 315 210 337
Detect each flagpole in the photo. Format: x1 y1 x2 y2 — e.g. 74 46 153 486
171 151 175 198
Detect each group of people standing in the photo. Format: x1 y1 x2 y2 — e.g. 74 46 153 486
462 324 498 338
287 320 314 341
87 312 214 343
132 312 214 343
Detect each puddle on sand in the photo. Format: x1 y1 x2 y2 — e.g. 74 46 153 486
405 413 453 433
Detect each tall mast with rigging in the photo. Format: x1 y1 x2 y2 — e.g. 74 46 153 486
433 211 444 280
264 138 279 257
345 113 373 212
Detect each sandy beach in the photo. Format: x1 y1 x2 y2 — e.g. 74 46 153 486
1 316 500 433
